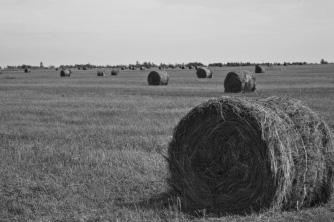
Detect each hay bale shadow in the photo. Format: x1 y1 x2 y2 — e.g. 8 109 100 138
118 192 175 211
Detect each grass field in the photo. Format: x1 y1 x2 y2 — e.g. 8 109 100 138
0 65 334 221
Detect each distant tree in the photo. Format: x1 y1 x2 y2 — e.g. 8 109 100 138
187 62 204 67
320 59 328 65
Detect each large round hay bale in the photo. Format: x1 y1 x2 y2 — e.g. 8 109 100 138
111 69 119 76
168 96 334 215
147 70 169 86
97 70 105 76
224 71 256 93
196 67 212 78
255 65 266 73
60 69 71 77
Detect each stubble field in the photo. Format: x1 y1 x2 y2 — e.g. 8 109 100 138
0 65 334 221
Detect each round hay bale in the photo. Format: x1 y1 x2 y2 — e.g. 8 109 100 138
196 67 213 79
255 65 266 73
168 96 334 215
24 68 31 73
111 69 119 76
97 70 105 76
60 69 71 77
147 70 169 86
224 71 256 93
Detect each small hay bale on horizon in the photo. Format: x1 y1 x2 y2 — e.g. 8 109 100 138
111 69 119 76
60 69 71 77
147 70 169 86
224 70 256 93
167 96 334 215
196 67 213 79
97 70 105 76
255 64 266 73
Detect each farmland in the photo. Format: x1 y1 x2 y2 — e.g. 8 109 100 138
0 65 334 221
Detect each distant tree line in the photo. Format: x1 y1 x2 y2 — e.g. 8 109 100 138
3 59 331 71
208 62 310 67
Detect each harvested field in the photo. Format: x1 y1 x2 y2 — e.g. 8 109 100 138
0 64 334 221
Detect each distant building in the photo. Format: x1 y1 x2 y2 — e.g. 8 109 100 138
40 61 44 68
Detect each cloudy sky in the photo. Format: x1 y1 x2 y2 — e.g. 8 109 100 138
0 0 333 66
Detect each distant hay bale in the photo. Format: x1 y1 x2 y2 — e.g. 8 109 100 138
60 69 71 77
147 70 169 86
255 65 266 73
224 71 256 93
97 70 105 76
196 67 213 79
24 68 31 73
168 96 334 215
111 69 119 76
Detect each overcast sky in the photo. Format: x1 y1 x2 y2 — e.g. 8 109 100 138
0 0 333 66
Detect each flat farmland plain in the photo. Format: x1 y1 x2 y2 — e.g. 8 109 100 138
0 65 334 221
